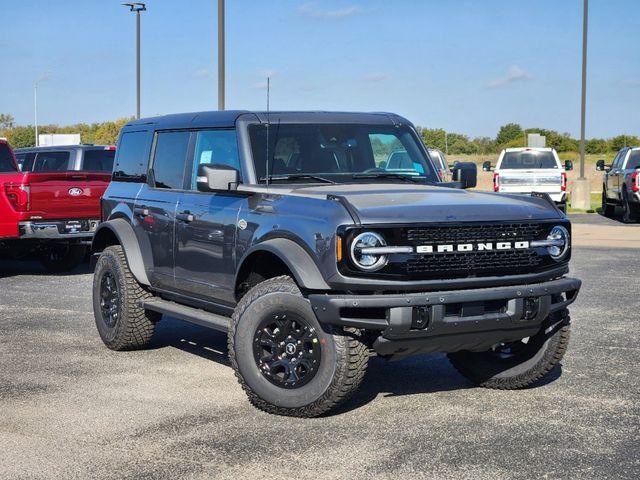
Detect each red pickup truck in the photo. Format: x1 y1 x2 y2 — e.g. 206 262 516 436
0 140 112 272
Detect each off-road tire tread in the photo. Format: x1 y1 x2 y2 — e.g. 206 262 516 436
448 310 571 390
95 245 159 350
228 275 369 417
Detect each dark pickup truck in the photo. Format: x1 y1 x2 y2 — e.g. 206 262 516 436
91 111 581 417
0 140 112 272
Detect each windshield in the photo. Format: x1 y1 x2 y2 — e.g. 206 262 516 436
249 124 439 184
500 151 558 170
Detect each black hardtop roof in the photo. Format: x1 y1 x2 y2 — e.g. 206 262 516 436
15 144 114 152
124 110 413 131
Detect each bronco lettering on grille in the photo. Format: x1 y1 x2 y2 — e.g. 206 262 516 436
416 241 530 254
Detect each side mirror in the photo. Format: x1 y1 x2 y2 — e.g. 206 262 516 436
482 160 493 172
564 160 573 171
595 159 607 172
197 163 240 192
452 162 477 189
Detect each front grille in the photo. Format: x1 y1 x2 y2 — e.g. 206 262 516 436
405 249 542 276
404 223 545 246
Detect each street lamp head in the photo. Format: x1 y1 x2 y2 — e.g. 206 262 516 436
122 2 146 12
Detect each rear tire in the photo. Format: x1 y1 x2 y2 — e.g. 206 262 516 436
229 276 369 417
621 190 639 223
40 244 86 273
447 309 571 390
92 245 160 350
601 187 615 217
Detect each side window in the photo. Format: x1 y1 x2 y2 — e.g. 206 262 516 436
114 131 149 181
190 129 240 189
0 144 16 172
152 131 190 190
626 151 640 170
613 150 626 169
83 149 116 172
33 151 70 172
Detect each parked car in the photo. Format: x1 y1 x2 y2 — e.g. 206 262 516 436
0 141 112 271
484 147 572 212
14 144 116 173
91 111 580 417
428 148 452 182
596 147 640 223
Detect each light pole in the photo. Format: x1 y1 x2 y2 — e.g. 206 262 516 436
572 0 591 210
34 73 49 147
218 0 225 110
123 2 146 119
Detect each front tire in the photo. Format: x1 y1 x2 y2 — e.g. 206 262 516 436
447 310 571 389
40 244 86 273
601 187 615 217
92 245 160 350
228 276 369 417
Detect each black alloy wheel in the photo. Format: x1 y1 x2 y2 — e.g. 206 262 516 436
253 312 322 389
100 271 120 328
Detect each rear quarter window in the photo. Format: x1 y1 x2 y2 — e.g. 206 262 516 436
113 131 151 181
82 149 116 172
0 143 17 172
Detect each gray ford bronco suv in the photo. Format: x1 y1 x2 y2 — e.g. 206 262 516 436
91 111 581 417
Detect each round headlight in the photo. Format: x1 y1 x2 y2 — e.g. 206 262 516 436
547 225 570 260
350 232 388 271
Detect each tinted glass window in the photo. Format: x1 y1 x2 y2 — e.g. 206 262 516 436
152 131 190 189
500 151 557 169
613 150 626 168
190 130 239 189
114 131 149 181
0 144 17 172
82 149 115 172
249 124 438 183
33 151 71 172
16 152 36 171
627 151 640 170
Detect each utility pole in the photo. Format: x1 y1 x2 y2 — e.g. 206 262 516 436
123 3 146 119
34 82 38 147
571 0 591 210
218 0 225 110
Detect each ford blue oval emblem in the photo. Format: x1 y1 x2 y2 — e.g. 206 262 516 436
68 187 84 196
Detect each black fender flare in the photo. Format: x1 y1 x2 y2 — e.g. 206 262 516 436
236 238 330 291
92 218 151 286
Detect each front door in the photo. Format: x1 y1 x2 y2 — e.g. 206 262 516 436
174 129 243 305
133 130 191 290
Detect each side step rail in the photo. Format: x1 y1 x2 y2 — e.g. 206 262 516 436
141 298 230 333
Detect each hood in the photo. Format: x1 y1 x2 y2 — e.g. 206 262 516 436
279 183 562 224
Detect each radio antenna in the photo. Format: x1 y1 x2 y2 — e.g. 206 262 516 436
265 76 270 187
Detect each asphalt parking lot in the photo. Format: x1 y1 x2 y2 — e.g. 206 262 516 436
1 216 639 479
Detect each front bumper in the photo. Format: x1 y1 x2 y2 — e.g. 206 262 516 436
309 276 581 357
19 219 99 240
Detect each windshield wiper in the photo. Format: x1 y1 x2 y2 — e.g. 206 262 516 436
259 174 336 184
352 172 422 183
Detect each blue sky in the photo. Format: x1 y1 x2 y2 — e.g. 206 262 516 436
1 0 638 138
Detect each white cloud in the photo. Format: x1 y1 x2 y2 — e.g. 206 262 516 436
363 73 390 83
191 68 212 79
487 65 533 89
297 2 361 18
253 69 278 89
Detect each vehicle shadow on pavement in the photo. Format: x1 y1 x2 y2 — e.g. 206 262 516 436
148 318 564 415
0 259 92 278
151 317 230 366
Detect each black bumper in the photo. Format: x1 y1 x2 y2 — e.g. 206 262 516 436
308 277 581 357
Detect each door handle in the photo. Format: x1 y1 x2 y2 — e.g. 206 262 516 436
134 206 149 217
176 211 194 223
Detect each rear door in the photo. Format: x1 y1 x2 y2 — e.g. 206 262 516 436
174 129 243 304
133 130 190 290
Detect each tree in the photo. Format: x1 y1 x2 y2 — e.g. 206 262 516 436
5 126 36 148
496 123 523 146
0 113 14 130
585 138 609 154
610 135 640 151
419 128 446 151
